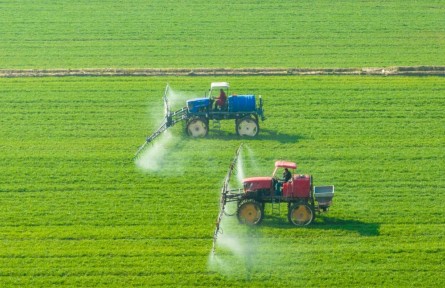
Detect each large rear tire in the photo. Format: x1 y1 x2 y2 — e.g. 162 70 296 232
186 117 208 137
236 117 259 137
288 202 314 226
237 199 263 225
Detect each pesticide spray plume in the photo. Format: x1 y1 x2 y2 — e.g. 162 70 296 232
134 85 185 170
209 204 259 280
212 143 243 254
165 84 198 108
134 130 175 171
134 84 171 159
235 148 245 185
244 144 260 173
134 83 197 160
209 143 274 280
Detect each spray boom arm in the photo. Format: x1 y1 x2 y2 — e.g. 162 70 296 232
212 143 244 254
134 84 188 158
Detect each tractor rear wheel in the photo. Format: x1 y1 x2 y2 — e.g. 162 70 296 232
236 117 259 137
288 202 314 226
237 199 263 225
186 117 208 137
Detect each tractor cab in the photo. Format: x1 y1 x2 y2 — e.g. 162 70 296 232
208 82 230 98
272 161 297 180
207 82 230 111
272 161 297 195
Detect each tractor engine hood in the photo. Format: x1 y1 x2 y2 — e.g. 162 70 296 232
243 177 273 192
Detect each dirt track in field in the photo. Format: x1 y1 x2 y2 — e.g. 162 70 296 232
0 66 444 77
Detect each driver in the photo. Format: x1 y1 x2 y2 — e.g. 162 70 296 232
275 168 292 195
282 168 292 182
214 89 227 110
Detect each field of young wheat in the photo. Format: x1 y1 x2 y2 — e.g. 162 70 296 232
1 0 444 69
0 76 444 286
1 0 444 286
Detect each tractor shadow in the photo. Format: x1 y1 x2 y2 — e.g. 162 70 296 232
262 214 380 236
311 215 381 236
207 128 303 143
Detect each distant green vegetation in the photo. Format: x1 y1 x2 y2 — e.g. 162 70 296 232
1 0 444 69
0 76 444 286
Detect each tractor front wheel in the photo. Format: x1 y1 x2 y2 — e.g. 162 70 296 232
236 117 259 137
288 202 314 226
186 118 208 137
237 199 263 225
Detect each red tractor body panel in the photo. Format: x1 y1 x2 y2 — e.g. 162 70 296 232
282 174 311 198
243 177 273 193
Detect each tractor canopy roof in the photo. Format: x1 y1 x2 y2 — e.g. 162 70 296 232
211 82 230 89
275 161 297 169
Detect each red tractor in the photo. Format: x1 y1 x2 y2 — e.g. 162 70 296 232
212 145 335 253
237 161 334 226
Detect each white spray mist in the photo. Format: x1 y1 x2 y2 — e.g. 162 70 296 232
135 131 174 171
208 213 258 280
167 86 200 109
209 145 261 280
244 145 260 174
135 84 199 172
235 148 245 185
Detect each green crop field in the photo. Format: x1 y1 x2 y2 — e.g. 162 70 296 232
1 0 444 69
1 0 445 287
0 76 444 286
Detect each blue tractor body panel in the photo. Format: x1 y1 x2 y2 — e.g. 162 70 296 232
187 97 211 113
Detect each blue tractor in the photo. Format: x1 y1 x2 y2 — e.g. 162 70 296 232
135 82 266 157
